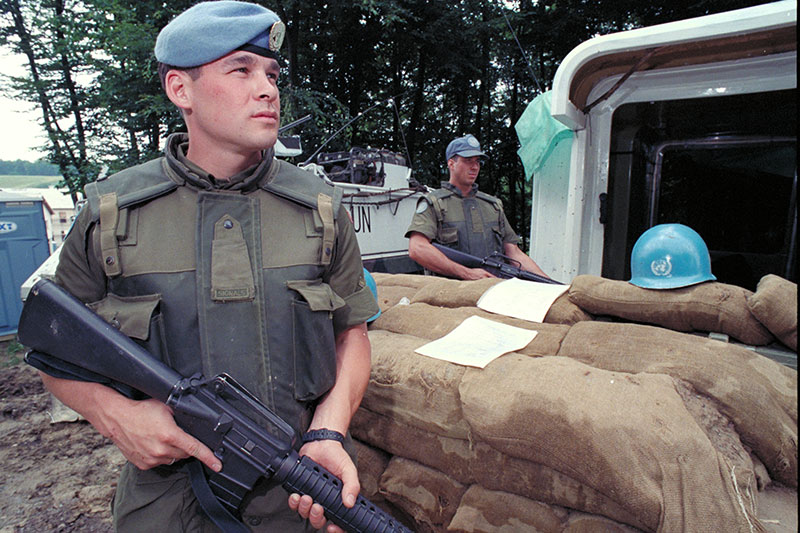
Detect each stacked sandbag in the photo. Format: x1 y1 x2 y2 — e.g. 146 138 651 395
361 273 796 532
355 330 769 531
371 304 569 357
557 321 798 487
374 273 592 325
568 275 774 345
352 407 646 529
370 272 440 312
747 274 798 351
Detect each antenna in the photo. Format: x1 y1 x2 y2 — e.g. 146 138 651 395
278 114 312 134
301 93 409 166
390 97 413 168
502 9 543 94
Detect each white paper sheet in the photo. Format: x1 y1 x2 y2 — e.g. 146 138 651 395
414 315 537 368
477 277 569 323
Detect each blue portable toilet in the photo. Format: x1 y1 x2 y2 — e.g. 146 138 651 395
0 191 51 337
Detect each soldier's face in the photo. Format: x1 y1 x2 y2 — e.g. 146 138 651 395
448 155 482 190
184 51 281 154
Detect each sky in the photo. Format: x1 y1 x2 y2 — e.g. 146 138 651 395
0 50 47 162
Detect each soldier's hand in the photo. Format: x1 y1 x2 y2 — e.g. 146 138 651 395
462 267 496 280
99 397 221 472
288 439 359 532
39 375 221 472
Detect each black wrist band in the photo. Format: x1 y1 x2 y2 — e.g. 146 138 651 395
302 428 345 444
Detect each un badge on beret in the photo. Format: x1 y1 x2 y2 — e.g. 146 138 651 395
269 21 286 52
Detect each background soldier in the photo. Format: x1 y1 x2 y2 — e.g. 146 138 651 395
406 134 549 280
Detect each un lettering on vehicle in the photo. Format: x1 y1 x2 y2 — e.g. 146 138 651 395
349 205 372 234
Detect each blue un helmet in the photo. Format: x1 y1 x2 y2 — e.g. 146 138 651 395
363 268 381 322
629 224 716 289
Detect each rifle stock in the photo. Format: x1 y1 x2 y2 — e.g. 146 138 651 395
18 279 410 533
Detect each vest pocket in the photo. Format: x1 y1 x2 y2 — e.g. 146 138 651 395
286 280 345 402
88 292 171 366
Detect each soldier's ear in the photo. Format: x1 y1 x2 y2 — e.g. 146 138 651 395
164 69 194 111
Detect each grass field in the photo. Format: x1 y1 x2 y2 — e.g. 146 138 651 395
0 175 63 189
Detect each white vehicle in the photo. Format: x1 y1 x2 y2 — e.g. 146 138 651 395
520 0 796 291
300 147 426 273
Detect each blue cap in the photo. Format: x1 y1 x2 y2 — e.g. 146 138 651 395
155 1 286 68
446 134 487 161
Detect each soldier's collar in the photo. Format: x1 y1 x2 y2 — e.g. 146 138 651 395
164 133 274 192
441 181 478 198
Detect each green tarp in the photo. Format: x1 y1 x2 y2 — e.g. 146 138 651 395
515 91 573 180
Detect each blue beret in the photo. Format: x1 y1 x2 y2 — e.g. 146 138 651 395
446 134 487 160
155 1 285 68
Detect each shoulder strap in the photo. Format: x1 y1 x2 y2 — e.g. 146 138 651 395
98 193 122 277
260 160 342 267
261 159 343 213
475 191 506 235
317 193 335 267
84 158 179 223
83 159 179 278
427 189 453 234
475 191 503 211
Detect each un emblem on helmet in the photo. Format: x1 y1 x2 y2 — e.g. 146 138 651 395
650 257 672 277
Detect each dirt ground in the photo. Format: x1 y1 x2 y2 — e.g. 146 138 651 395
0 339 123 533
0 338 796 532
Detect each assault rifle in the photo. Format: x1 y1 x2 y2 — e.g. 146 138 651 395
17 279 410 533
432 242 563 285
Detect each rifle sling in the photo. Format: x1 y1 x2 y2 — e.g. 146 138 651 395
186 461 251 533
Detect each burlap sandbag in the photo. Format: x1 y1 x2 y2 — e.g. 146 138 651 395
372 272 440 290
568 275 774 345
747 274 797 351
447 485 568 533
364 330 471 438
369 302 569 357
557 321 798 488
409 277 592 325
353 440 390 502
459 354 764 532
374 285 418 312
410 278 504 308
352 408 655 531
564 512 644 533
544 293 594 325
379 457 466 532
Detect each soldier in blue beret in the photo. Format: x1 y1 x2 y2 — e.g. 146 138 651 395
43 2 377 532
406 134 550 280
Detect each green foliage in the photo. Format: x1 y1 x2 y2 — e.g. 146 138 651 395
0 158 59 175
2 339 24 367
0 174 62 188
1 0 769 242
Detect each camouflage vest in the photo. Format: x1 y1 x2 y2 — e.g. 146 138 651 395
426 184 505 260
83 155 343 438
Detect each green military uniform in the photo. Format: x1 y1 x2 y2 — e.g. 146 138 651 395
55 133 378 532
405 181 518 260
